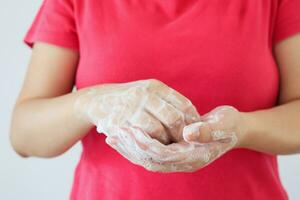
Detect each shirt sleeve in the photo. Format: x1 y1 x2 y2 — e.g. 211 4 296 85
23 0 79 51
273 0 300 44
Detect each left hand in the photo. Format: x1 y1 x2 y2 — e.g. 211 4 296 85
105 125 237 172
183 105 246 148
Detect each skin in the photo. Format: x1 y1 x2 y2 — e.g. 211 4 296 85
10 33 300 158
73 79 201 145
183 34 300 155
10 43 93 157
241 34 300 154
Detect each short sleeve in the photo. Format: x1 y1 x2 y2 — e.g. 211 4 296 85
23 0 79 51
273 0 300 44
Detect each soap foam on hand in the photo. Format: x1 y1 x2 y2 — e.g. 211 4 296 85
73 79 240 172
183 106 239 145
73 79 200 144
105 125 237 173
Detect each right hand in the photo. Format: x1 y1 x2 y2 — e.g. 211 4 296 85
74 79 200 144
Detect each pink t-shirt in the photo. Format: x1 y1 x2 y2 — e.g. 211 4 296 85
24 0 300 199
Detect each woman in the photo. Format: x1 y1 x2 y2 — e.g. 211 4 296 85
10 0 300 199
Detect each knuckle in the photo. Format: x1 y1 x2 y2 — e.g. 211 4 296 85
184 106 200 120
148 79 165 88
165 111 183 127
181 98 193 109
148 78 161 84
148 125 164 136
150 129 170 144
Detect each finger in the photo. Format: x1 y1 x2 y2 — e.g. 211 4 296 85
201 138 237 162
144 161 196 173
124 126 189 162
153 82 194 112
133 125 237 172
114 126 233 173
106 129 161 170
145 143 212 172
105 135 141 165
106 131 165 171
116 126 175 169
162 90 200 125
183 122 214 143
183 121 237 144
144 94 185 141
184 104 201 124
108 128 177 171
152 82 200 123
157 140 236 172
200 106 232 123
127 110 171 144
118 126 217 172
128 126 217 170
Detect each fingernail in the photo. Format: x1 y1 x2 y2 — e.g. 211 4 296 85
183 132 200 142
183 122 203 142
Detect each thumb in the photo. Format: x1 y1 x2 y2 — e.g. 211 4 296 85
183 122 214 143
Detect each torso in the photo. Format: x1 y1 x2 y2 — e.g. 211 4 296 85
71 1 287 199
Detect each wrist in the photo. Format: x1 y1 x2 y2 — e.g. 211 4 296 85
72 87 97 127
73 84 113 126
235 111 254 149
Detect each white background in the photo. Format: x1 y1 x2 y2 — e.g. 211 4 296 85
0 1 299 199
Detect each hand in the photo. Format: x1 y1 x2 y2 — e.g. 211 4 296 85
183 106 245 148
74 79 200 144
105 125 237 172
105 105 242 173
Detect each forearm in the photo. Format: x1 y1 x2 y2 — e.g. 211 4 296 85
10 88 94 158
241 100 300 155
